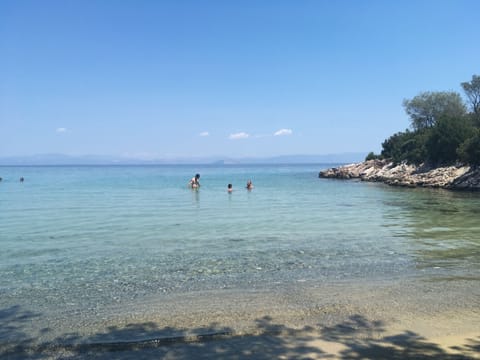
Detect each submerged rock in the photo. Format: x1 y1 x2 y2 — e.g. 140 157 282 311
319 160 480 191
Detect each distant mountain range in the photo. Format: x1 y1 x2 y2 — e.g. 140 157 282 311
0 153 367 165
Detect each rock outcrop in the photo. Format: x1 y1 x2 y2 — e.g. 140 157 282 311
319 160 480 191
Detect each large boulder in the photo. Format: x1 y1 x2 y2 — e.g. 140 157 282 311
448 166 480 190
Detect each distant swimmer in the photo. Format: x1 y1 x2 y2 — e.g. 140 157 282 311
189 174 200 189
227 183 233 193
20 177 24 182
246 179 254 190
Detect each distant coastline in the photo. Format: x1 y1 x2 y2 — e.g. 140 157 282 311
0 152 367 166
319 159 480 191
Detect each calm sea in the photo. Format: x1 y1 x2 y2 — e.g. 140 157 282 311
1 164 479 343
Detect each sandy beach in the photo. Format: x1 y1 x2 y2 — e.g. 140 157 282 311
35 326 479 360
2 278 479 359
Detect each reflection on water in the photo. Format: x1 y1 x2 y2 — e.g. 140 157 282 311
382 187 480 279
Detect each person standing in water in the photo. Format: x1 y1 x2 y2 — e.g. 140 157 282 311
246 179 254 190
227 183 233 193
189 174 200 189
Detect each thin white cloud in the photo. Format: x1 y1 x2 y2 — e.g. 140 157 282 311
229 132 250 140
274 128 292 136
56 127 68 133
199 131 210 137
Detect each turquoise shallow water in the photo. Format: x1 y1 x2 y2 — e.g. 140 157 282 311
1 164 480 342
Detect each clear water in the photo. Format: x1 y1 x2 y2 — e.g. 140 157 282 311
1 164 479 339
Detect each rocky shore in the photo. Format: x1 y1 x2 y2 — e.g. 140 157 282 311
319 159 480 191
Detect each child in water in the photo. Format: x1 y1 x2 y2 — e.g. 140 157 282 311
227 183 233 193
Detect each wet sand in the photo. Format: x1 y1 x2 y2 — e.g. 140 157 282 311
1 278 479 359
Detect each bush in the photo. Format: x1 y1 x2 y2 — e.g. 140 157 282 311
381 129 428 165
381 131 410 163
425 116 475 166
365 152 381 161
458 128 480 165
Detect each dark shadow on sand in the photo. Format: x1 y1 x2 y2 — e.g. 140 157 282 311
1 305 478 359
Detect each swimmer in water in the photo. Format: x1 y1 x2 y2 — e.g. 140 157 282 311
189 174 200 188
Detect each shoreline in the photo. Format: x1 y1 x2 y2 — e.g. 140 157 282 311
2 278 479 359
319 159 480 191
4 321 479 359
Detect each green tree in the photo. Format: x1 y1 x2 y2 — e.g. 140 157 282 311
365 152 381 161
458 128 480 165
381 131 409 163
461 74 480 125
402 91 467 131
425 116 475 166
404 130 430 164
381 129 429 165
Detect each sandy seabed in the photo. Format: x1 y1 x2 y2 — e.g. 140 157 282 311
1 278 479 359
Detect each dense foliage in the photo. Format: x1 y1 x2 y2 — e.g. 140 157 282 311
366 75 480 166
402 91 466 131
380 129 429 164
458 128 480 165
425 116 474 165
461 75 480 125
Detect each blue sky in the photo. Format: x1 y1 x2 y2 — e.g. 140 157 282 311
1 0 479 159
